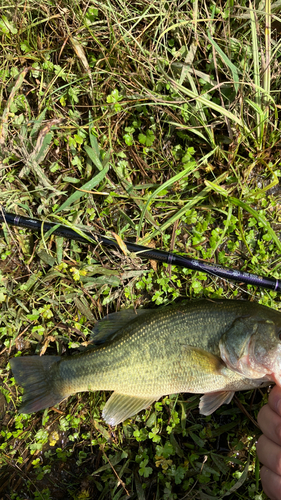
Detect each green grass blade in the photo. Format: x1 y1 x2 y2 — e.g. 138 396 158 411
84 144 103 172
51 215 98 245
55 165 109 213
30 109 48 139
229 197 281 251
140 172 229 244
137 162 197 239
207 31 239 94
159 66 250 134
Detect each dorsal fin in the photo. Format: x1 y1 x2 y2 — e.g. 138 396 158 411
89 309 152 345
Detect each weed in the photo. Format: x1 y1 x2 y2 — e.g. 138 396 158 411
0 0 281 498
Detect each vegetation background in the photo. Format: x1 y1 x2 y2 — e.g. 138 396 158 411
0 0 280 498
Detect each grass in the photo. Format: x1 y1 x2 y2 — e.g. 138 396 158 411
0 0 281 498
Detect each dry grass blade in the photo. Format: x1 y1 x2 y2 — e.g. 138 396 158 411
263 0 271 129
0 67 30 145
112 232 129 256
18 119 64 192
70 37 93 89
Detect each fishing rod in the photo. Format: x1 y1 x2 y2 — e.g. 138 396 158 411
0 209 280 293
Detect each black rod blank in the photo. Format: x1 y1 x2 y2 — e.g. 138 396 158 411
1 210 280 293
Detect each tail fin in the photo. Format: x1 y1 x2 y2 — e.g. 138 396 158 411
10 355 64 414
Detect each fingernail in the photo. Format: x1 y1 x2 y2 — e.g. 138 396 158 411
270 386 281 415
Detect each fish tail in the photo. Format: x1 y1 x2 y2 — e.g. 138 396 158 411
10 355 63 414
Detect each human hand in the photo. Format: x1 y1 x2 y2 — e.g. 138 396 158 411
257 385 281 500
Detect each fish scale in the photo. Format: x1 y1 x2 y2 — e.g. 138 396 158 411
10 299 281 425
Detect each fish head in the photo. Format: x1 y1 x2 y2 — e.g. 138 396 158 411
248 319 281 385
219 314 281 384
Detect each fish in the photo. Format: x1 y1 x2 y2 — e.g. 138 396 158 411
10 299 281 426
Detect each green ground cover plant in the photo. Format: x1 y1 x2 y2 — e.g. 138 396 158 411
0 0 281 498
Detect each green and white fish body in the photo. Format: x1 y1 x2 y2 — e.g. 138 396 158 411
10 300 281 425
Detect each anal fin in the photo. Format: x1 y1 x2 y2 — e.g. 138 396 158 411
102 392 160 426
199 390 235 416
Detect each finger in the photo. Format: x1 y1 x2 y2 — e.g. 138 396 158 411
260 465 281 500
268 385 281 417
256 434 281 476
258 404 281 446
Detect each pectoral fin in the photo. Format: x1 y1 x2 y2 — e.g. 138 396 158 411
181 346 227 372
199 390 235 416
102 392 160 426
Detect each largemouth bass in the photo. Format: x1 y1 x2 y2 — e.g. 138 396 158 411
10 299 281 426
